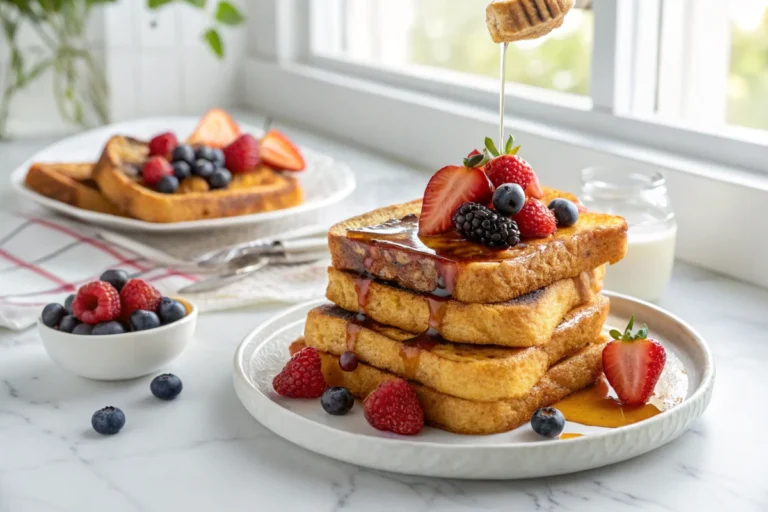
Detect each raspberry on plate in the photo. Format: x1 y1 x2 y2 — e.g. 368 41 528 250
119 279 162 322
142 156 174 187
224 134 261 173
148 132 178 158
363 378 424 435
72 281 121 325
512 198 557 238
272 347 327 398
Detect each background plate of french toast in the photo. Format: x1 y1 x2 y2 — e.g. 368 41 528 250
11 109 355 232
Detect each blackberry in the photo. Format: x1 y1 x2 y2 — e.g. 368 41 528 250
452 202 520 249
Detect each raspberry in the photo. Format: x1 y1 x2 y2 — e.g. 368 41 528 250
72 281 121 325
223 134 260 173
272 347 327 398
363 378 424 435
513 198 557 238
142 156 173 187
119 279 162 322
485 155 543 198
148 132 178 158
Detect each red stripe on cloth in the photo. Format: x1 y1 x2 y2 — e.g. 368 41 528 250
0 248 74 291
27 218 150 272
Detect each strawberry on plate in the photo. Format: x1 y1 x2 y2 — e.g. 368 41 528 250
512 198 557 238
603 316 666 406
260 129 305 171
483 136 543 198
224 134 261 174
186 108 240 149
419 163 494 236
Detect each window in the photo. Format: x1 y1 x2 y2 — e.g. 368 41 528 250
728 1 768 131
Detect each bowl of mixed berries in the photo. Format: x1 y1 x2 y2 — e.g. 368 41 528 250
38 269 197 380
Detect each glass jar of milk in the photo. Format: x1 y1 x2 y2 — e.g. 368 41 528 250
580 166 676 302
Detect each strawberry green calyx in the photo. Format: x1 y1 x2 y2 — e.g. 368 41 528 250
463 152 488 168
485 135 521 158
609 315 649 341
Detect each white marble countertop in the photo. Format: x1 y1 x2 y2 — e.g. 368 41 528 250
1 117 766 512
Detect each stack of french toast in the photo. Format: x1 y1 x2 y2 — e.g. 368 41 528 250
286 137 628 435
24 109 306 223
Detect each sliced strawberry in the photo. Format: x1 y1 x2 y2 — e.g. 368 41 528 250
260 129 305 171
526 172 544 199
186 108 240 149
602 316 666 406
418 165 494 235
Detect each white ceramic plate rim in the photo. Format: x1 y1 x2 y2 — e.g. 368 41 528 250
10 116 356 232
233 292 715 471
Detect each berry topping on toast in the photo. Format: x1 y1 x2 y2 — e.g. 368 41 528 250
452 202 520 249
260 129 305 171
512 198 557 238
418 164 494 236
142 157 174 187
224 134 261 174
148 132 178 158
603 316 666 406
186 108 240 148
483 136 543 198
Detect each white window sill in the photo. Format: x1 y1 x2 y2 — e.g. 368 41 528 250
242 56 768 289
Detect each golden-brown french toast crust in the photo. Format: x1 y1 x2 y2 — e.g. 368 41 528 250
328 191 627 303
326 266 605 346
92 135 303 223
303 296 608 402
24 162 126 216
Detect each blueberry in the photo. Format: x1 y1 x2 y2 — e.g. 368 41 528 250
210 148 225 167
194 146 216 162
42 303 67 328
339 351 358 372
321 387 355 416
150 374 183 400
493 183 526 217
548 198 579 227
92 321 126 336
99 269 129 292
64 294 75 314
156 175 179 194
192 159 214 178
208 168 232 190
172 160 191 181
59 315 80 333
128 310 161 331
171 144 195 165
530 407 565 438
91 406 125 435
157 297 186 325
72 323 94 335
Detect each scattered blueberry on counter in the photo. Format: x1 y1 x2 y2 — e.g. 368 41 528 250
548 198 579 228
150 373 183 400
321 387 355 416
530 407 565 438
91 406 126 435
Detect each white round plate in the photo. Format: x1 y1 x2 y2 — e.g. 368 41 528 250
233 292 714 479
10 117 355 233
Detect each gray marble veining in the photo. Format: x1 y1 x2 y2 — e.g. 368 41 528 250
1 114 766 511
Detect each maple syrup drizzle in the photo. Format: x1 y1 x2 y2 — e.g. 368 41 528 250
559 433 584 440
425 295 448 332
354 275 372 314
553 376 662 428
344 313 371 353
399 328 440 381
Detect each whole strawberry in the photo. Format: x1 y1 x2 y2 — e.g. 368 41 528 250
273 347 327 398
483 136 543 198
72 281 121 325
603 316 666 406
148 132 178 158
512 198 557 238
119 279 162 322
224 134 260 173
142 156 174 187
364 378 424 435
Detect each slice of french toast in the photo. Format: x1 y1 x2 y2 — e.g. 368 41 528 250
292 336 607 435
24 162 126 217
329 187 627 303
303 295 608 402
92 136 303 223
326 266 604 347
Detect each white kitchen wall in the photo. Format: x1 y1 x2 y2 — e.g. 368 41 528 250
1 0 246 137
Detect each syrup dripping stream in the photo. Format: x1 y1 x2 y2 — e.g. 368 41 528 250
499 42 509 150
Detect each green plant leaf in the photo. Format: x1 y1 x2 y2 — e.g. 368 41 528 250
484 137 499 157
183 0 206 7
87 0 119 6
147 0 174 9
215 1 244 25
203 27 223 58
1 18 18 41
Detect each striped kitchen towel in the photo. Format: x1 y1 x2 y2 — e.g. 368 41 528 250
0 212 328 331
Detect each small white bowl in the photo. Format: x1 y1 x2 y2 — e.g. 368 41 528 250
38 298 197 381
